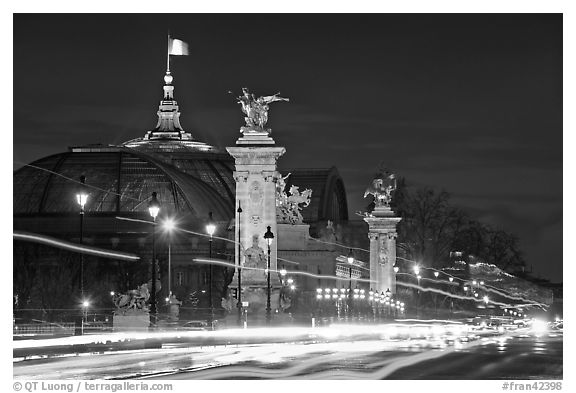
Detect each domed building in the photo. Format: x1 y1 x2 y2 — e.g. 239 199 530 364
13 71 354 322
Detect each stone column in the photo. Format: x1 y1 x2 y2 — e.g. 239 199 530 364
368 233 380 293
364 206 401 294
227 133 285 322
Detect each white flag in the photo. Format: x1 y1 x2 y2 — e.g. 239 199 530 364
169 38 189 56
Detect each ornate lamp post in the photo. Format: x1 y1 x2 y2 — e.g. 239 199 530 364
163 218 175 299
81 300 89 335
236 203 243 326
75 176 89 302
264 226 274 325
385 288 392 318
347 249 354 317
148 192 160 323
414 265 421 318
206 212 216 328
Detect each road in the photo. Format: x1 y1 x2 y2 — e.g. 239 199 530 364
13 324 562 380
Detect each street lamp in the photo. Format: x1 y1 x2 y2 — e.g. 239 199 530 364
206 212 216 328
81 300 89 335
264 226 274 325
415 270 421 319
434 271 439 278
163 218 176 299
75 175 88 301
347 249 354 316
148 192 160 323
236 203 243 326
394 266 399 274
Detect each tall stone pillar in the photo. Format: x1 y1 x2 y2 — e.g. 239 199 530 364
363 168 401 294
227 131 285 320
364 209 401 294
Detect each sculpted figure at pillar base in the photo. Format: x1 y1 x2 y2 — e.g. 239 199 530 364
242 235 268 285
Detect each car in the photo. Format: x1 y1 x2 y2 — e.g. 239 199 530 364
179 320 209 331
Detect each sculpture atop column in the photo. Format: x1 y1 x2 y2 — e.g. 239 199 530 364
363 166 402 294
364 165 397 214
233 87 289 135
227 90 287 324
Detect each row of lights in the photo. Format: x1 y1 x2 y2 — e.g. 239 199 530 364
315 287 405 312
279 268 296 290
503 308 523 317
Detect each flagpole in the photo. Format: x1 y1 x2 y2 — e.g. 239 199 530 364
167 32 171 74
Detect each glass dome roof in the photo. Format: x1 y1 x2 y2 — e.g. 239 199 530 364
13 146 235 221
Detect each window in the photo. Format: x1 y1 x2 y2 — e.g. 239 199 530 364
176 271 184 286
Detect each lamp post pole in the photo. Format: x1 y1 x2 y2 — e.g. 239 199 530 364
236 204 243 326
347 249 354 318
76 176 88 301
75 176 89 336
148 192 160 327
206 212 216 329
414 265 421 319
161 218 175 304
264 226 274 325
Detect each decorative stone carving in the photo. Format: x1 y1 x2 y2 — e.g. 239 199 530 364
243 235 267 283
112 283 150 315
379 237 389 265
276 173 312 224
364 166 397 209
234 87 289 134
233 171 249 183
167 294 182 321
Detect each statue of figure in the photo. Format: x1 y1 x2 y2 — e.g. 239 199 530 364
243 235 267 282
168 294 182 321
319 220 338 242
276 175 312 224
112 283 151 314
279 286 292 311
234 88 289 133
364 167 397 208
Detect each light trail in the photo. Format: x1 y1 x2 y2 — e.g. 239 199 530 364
396 281 542 309
114 218 545 308
115 216 245 251
307 236 369 254
143 325 527 380
14 161 142 202
13 231 140 261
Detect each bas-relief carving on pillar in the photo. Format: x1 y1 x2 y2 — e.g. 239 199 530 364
249 180 264 226
379 236 389 266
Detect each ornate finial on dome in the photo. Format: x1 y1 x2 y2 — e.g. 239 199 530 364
122 33 216 148
162 72 175 100
164 72 173 85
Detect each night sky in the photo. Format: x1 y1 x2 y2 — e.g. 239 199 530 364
13 14 562 282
